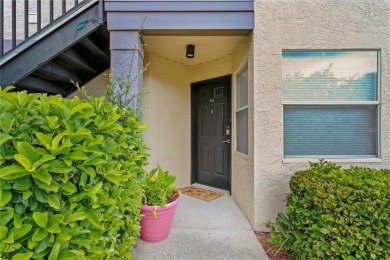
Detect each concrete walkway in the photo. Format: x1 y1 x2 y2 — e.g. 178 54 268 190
132 185 269 260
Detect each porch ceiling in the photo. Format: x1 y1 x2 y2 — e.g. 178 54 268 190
142 35 246 66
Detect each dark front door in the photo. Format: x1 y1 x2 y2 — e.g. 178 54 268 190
192 76 231 190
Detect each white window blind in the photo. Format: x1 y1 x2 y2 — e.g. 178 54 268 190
282 50 379 158
236 64 248 155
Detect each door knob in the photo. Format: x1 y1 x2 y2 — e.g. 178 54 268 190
222 139 230 144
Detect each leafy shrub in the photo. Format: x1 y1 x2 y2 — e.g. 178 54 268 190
268 160 390 259
0 87 149 259
143 165 176 206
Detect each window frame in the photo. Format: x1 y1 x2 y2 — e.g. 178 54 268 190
235 62 249 156
281 49 381 160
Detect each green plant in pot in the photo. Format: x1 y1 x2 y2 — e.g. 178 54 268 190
140 165 180 243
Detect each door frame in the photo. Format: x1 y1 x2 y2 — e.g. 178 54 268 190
190 75 232 191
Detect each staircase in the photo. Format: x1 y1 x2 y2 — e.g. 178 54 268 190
0 0 110 96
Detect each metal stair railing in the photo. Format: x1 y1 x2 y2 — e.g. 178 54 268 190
0 0 101 59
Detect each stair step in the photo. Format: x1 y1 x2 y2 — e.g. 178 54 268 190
17 75 67 95
59 48 96 73
36 62 82 83
78 37 109 60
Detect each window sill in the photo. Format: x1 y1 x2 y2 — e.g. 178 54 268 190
234 151 249 160
282 158 382 164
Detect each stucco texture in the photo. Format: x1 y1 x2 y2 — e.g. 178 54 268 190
253 0 390 230
142 54 192 188
231 36 255 226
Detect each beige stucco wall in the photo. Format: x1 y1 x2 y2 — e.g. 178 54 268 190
253 0 390 231
142 54 192 188
231 35 255 226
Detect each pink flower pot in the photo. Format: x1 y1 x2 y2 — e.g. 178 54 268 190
140 194 180 243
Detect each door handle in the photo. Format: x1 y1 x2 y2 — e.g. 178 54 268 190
222 139 230 144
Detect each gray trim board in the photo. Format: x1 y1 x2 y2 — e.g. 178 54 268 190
141 29 252 36
105 1 254 12
107 12 253 30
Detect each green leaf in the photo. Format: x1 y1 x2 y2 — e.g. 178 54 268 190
47 223 61 233
77 166 96 179
13 214 24 228
0 211 13 225
49 214 64 227
52 142 73 156
17 92 39 108
36 132 52 149
51 133 64 150
57 226 71 242
33 212 49 228
63 151 88 161
34 188 48 203
70 103 92 115
87 182 103 197
63 119 75 134
0 133 12 146
14 154 33 171
0 165 30 180
87 212 100 227
32 228 49 242
15 203 26 215
45 193 61 209
46 116 59 130
32 155 56 169
23 190 32 199
2 230 14 243
0 189 12 206
58 251 84 259
0 91 19 108
82 154 106 166
38 179 59 192
65 212 87 223
69 236 93 246
88 229 102 240
16 142 39 164
11 252 33 260
48 242 62 260
103 174 121 185
32 168 52 185
46 160 72 174
47 99 66 109
13 178 33 191
73 128 91 136
59 181 77 194
0 226 8 240
12 224 32 240
350 211 358 218
35 236 50 253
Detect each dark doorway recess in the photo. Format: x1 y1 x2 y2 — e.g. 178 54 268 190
191 75 232 191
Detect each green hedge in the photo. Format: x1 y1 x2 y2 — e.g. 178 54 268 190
268 160 390 259
0 88 149 259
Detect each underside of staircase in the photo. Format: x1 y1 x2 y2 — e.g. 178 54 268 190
0 0 110 96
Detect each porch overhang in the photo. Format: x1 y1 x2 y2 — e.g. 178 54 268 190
104 0 254 33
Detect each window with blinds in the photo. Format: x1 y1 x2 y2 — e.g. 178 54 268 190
282 50 379 158
236 64 248 155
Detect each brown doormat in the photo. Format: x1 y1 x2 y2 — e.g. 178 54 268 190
179 186 224 202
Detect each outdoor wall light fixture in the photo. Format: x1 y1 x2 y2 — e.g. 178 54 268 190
186 44 195 58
